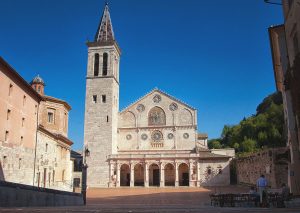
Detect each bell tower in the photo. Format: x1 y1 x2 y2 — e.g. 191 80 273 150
83 3 121 187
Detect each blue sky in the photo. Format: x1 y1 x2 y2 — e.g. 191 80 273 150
0 0 283 150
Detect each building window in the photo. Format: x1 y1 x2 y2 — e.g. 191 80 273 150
102 95 106 103
5 131 9 141
48 112 54 123
62 170 65 181
106 115 109 123
9 84 13 96
207 167 212 175
23 95 26 106
93 95 97 103
293 33 299 55
73 178 80 187
46 143 48 152
52 170 55 183
37 86 40 93
19 158 22 169
22 117 25 127
102 53 108 76
7 109 11 120
3 156 7 168
94 53 99 76
20 136 23 144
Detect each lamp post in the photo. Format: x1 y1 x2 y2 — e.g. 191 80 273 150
82 147 90 205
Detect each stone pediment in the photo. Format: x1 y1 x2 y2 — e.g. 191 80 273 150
120 88 196 115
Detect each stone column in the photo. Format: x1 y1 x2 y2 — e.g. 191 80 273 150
130 163 134 187
189 162 194 187
197 162 201 187
108 162 112 187
175 162 179 187
144 162 149 187
116 163 120 187
160 163 165 187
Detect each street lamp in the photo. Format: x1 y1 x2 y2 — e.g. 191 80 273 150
82 147 90 205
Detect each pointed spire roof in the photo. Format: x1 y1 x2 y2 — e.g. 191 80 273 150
95 3 115 43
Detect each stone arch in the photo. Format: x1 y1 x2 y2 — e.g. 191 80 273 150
120 164 130 186
149 163 160 186
134 164 144 186
120 111 136 127
164 163 175 186
178 163 189 186
179 109 193 126
148 106 166 126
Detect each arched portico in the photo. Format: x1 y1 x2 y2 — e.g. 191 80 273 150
149 163 160 186
164 163 175 186
178 163 189 186
120 164 130 186
134 164 144 186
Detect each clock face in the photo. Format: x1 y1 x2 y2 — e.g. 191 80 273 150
151 131 163 142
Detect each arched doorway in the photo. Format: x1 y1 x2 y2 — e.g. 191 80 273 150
164 163 175 186
149 163 160 186
120 164 130 186
134 164 144 186
178 163 189 186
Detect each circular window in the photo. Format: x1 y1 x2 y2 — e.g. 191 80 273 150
126 134 132 140
167 133 174 139
153 94 161 103
169 103 178 111
151 131 163 142
183 133 189 139
136 104 145 112
141 134 148 140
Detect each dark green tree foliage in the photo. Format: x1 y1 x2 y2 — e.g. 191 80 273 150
208 92 285 153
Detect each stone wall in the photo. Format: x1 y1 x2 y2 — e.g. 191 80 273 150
0 181 83 207
35 130 73 192
236 148 289 188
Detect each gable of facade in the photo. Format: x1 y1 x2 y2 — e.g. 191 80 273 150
118 89 198 151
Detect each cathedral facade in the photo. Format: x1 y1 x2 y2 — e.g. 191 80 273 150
84 4 234 188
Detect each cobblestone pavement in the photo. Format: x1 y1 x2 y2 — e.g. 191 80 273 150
1 186 300 212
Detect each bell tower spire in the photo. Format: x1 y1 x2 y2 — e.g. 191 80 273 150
95 3 115 43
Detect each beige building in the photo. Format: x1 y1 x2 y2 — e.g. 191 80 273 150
0 57 74 192
84 4 234 188
268 0 300 195
30 76 74 191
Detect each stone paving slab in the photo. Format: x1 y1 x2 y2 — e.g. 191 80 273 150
1 186 300 212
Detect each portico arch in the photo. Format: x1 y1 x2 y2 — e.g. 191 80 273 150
164 163 175 186
120 164 130 186
149 163 160 186
178 163 189 186
134 164 144 186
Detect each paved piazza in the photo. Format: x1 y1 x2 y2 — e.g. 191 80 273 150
1 186 300 212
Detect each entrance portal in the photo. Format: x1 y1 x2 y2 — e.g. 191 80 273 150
149 164 160 186
164 163 175 186
179 163 189 186
134 164 144 186
120 164 130 186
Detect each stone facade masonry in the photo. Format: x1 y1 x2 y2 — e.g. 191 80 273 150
236 148 289 188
